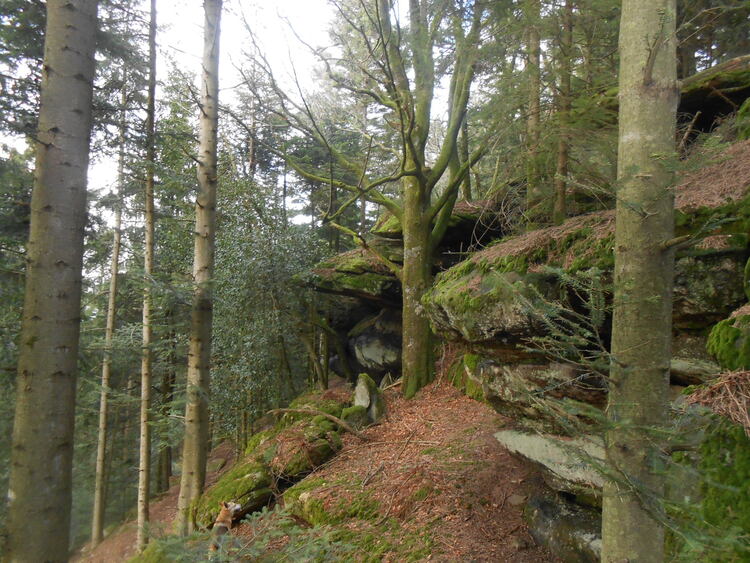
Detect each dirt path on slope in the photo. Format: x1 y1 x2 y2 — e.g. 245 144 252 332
76 380 556 562
238 379 556 562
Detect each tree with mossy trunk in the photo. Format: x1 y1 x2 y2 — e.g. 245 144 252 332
243 0 486 398
602 0 679 560
5 1 98 560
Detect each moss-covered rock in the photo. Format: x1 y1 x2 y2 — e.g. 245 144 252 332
296 249 399 304
669 418 750 561
191 389 350 529
354 373 386 422
673 252 746 330
448 353 485 402
341 404 369 429
707 314 750 370
191 459 272 527
283 476 380 526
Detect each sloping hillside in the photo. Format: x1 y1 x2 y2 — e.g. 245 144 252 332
76 376 558 562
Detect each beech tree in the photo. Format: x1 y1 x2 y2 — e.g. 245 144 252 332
602 0 679 560
5 0 98 560
247 0 487 398
176 0 223 534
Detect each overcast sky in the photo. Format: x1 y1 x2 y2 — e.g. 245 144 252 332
89 0 336 197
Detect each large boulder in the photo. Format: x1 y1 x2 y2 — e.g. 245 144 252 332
424 141 750 352
192 390 349 528
348 310 402 377
479 361 606 434
707 304 750 370
298 249 400 306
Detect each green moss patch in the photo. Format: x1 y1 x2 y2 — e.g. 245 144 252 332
669 418 750 561
296 249 398 299
282 474 433 561
191 459 272 527
448 353 485 402
707 315 750 370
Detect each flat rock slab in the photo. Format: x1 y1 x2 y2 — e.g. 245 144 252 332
494 430 604 498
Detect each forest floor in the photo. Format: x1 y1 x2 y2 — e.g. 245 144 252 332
75 376 557 562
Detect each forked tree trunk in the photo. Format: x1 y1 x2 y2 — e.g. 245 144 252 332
91 81 127 548
137 0 157 552
176 0 222 535
602 0 678 560
6 1 98 560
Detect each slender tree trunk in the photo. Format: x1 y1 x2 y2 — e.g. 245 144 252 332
156 365 175 493
176 0 222 535
459 118 472 201
525 0 543 214
553 0 573 225
136 0 157 551
91 81 127 548
6 1 98 560
401 175 433 399
602 0 678 560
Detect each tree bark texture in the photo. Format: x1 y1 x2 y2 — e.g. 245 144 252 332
176 0 222 535
553 0 573 225
91 83 127 548
602 0 678 560
6 1 98 560
137 0 157 551
525 0 544 213
401 174 433 399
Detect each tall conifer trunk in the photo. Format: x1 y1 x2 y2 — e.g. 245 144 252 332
6 1 98 560
176 0 222 535
553 0 573 225
602 0 678 560
91 81 127 548
525 0 543 213
137 0 158 551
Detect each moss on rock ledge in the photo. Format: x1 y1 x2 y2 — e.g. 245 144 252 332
707 314 750 370
296 249 399 303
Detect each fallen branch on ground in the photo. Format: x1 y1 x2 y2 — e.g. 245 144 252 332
269 408 370 441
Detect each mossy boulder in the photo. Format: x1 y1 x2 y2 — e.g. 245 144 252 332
341 405 369 429
297 249 399 305
192 459 273 527
707 312 750 370
354 373 386 423
283 476 380 526
478 361 606 434
448 353 485 402
192 390 350 529
673 252 746 330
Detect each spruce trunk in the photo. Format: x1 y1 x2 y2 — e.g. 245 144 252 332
525 0 543 213
91 83 126 545
176 0 222 535
137 0 157 551
401 175 433 399
602 0 678 560
6 1 98 560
